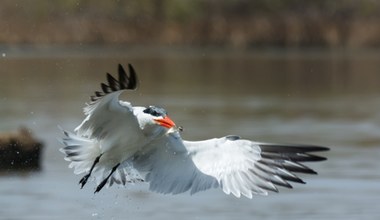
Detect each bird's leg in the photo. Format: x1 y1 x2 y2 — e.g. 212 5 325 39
79 154 103 189
94 163 120 194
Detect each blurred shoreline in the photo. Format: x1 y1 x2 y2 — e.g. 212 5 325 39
2 44 380 59
2 0 380 48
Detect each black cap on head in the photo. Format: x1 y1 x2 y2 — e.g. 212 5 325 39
143 106 167 117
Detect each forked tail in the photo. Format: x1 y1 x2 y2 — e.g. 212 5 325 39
60 129 101 175
59 128 143 191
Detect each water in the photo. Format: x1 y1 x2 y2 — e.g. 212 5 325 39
0 48 379 219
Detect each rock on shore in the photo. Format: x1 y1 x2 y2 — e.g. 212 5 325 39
0 127 43 172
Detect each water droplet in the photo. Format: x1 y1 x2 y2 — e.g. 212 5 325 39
91 213 98 217
2 53 6 57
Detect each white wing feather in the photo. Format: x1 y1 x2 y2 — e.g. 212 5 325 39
75 92 142 152
185 136 269 198
132 133 328 199
73 64 144 157
132 134 267 198
132 133 219 195
61 64 145 186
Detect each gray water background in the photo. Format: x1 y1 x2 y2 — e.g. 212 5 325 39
0 48 379 219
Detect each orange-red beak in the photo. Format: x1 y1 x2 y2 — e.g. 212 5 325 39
154 116 176 129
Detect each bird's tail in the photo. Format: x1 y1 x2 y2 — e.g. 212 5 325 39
60 129 101 175
59 128 144 188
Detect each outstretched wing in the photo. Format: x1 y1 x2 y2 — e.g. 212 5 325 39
188 138 328 198
132 132 220 195
133 134 328 198
75 64 140 146
89 64 137 103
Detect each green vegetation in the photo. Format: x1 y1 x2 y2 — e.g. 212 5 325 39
1 0 380 47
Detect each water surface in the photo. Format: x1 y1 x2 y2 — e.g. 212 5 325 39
0 48 379 219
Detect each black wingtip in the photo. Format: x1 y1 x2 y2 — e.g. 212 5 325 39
259 144 330 153
89 64 139 102
117 63 138 90
106 72 120 90
312 146 330 152
127 63 138 90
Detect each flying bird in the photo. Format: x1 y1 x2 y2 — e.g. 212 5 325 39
60 64 329 198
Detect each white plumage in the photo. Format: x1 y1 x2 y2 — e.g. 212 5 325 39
60 64 329 197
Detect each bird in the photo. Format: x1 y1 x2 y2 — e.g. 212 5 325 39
60 64 329 198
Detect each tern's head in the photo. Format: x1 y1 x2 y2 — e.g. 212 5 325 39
143 106 176 130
